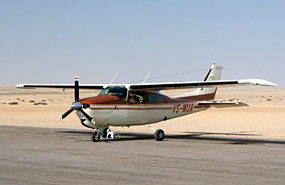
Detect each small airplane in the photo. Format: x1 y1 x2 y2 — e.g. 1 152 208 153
17 64 277 142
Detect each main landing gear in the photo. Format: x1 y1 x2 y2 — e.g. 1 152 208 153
154 129 165 141
145 125 165 141
91 128 109 142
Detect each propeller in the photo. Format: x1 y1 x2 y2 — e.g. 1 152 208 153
59 76 94 124
59 108 73 121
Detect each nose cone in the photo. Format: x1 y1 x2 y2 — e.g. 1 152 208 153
71 102 82 110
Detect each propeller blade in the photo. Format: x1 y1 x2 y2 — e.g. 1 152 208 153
79 108 95 124
75 76 79 102
59 109 74 121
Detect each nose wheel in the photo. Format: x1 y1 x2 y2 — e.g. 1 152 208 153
91 128 110 142
91 130 100 142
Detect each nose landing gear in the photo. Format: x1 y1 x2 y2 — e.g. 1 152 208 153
91 127 109 142
91 130 100 142
101 128 108 138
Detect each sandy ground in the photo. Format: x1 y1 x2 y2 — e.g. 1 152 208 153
0 86 284 140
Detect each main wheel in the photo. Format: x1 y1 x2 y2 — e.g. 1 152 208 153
154 129 165 141
91 131 100 142
101 128 108 138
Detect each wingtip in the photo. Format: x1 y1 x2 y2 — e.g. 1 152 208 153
239 79 278 87
16 84 24 88
236 101 249 107
16 84 36 89
254 79 278 87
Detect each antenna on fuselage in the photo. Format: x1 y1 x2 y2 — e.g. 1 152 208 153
109 72 119 84
143 72 151 84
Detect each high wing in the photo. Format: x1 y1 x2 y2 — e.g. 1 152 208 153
16 79 277 90
16 84 104 89
129 79 277 91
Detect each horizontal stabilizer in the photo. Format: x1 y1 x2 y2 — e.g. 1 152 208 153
198 102 248 108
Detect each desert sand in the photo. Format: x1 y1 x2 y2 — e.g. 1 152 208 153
0 86 284 140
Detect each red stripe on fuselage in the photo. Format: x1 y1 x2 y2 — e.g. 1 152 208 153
176 92 216 101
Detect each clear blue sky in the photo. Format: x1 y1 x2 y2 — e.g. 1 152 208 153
0 0 284 87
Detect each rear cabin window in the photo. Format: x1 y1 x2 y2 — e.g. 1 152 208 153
149 93 165 103
129 92 147 103
129 92 165 104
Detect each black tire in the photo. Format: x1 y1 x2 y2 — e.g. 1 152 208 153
154 129 165 141
101 128 108 138
91 131 100 142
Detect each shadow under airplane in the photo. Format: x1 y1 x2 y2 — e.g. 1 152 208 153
57 130 285 145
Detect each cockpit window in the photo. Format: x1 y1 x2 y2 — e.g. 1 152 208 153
98 86 128 100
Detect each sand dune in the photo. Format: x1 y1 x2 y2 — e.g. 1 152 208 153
0 86 284 140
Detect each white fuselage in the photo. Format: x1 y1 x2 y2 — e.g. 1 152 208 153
76 102 208 128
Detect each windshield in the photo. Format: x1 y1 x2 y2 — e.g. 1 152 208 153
98 86 128 100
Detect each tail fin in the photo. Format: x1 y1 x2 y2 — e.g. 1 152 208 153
203 63 223 81
175 63 223 101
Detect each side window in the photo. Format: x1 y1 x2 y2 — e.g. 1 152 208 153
129 92 146 103
149 93 165 103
